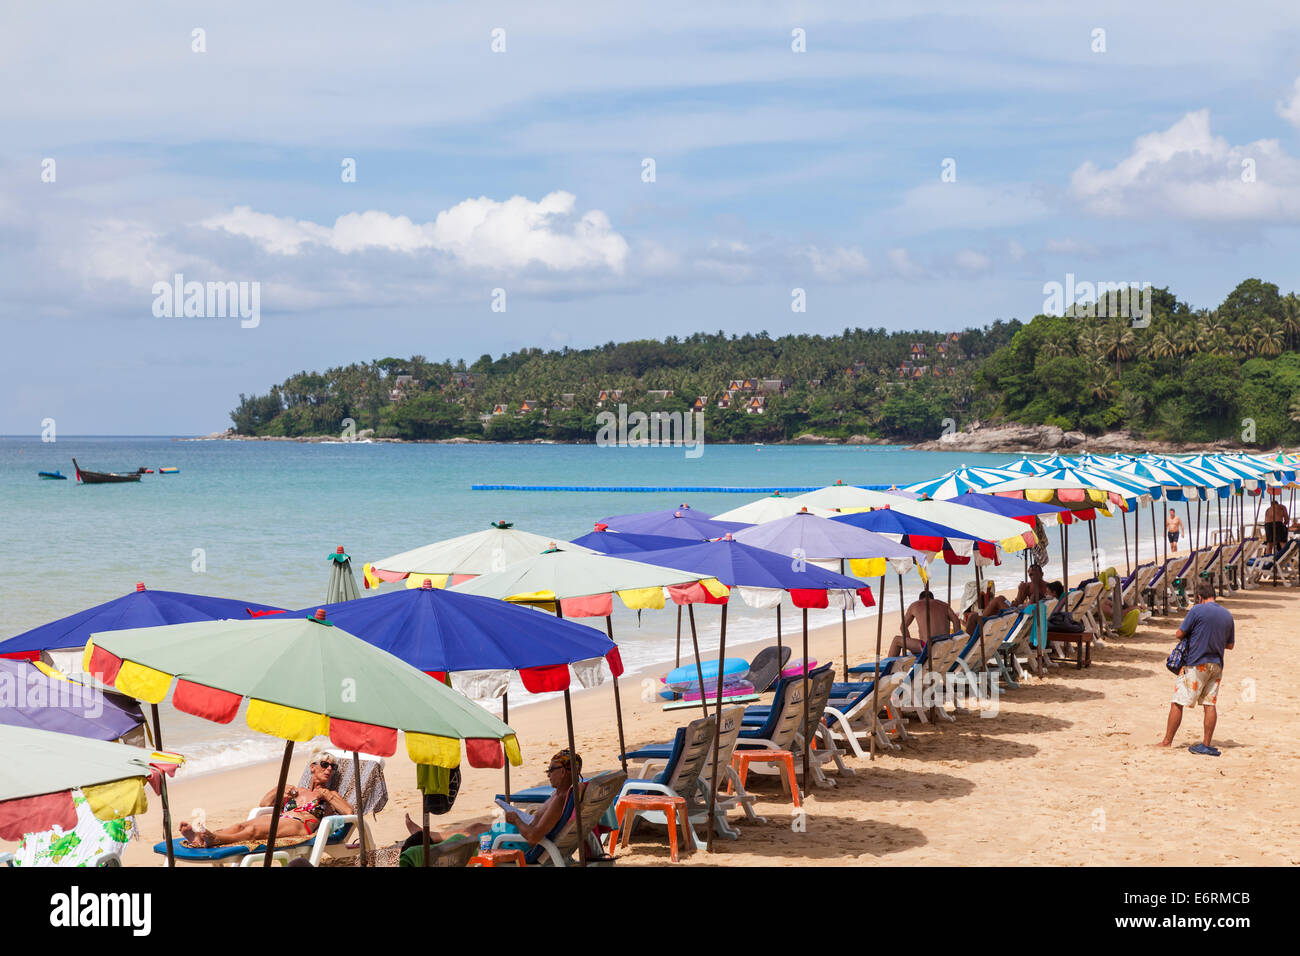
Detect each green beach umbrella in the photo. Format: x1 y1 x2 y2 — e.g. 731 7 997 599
326 545 362 603
0 724 155 841
85 614 519 866
364 520 596 589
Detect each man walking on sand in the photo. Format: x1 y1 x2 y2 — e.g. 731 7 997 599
1166 508 1183 553
1159 582 1234 756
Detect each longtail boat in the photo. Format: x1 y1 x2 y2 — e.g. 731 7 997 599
72 458 142 484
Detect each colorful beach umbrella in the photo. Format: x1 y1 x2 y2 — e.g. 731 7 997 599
569 525 688 555
0 725 156 842
363 520 594 589
596 507 751 540
85 615 519 866
733 510 928 680
632 535 874 848
713 493 837 523
0 583 285 664
0 658 144 742
902 465 1027 500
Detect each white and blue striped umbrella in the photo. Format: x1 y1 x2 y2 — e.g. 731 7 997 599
1121 457 1233 501
902 465 1027 499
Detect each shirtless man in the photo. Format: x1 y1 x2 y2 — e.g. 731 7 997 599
1167 509 1184 553
888 589 961 656
1013 564 1049 607
1264 498 1289 550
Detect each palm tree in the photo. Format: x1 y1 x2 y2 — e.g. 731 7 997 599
1077 326 1106 360
1282 293 1300 352
1148 329 1177 360
1173 324 1199 358
1258 317 1285 357
1103 318 1136 376
1087 364 1117 401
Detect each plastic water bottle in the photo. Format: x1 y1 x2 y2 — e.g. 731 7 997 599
479 829 493 854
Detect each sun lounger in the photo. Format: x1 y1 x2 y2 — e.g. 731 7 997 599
623 706 754 833
153 749 385 867
748 645 792 693
737 664 841 789
613 715 716 852
821 670 912 756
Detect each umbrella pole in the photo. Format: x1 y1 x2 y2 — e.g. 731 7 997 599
352 750 369 866
706 603 729 853
801 607 811 785
840 562 851 681
1122 507 1131 577
501 692 511 799
151 704 175 868
263 740 295 867
561 688 587 866
606 616 628 774
776 604 783 659
1088 520 1099 577
687 603 709 717
422 802 431 867
675 604 683 668
1184 499 1195 594
923 582 935 723
1216 496 1224 594
869 573 886 761
1160 502 1168 615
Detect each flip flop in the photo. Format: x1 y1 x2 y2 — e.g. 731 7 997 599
1188 743 1221 756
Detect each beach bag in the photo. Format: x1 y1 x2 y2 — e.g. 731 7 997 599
1166 638 1190 675
1047 611 1084 633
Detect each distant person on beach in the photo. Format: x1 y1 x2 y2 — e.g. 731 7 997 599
889 590 962 656
962 580 1011 635
1167 509 1183 553
1013 564 1049 607
1264 498 1289 550
1159 582 1234 756
178 754 353 847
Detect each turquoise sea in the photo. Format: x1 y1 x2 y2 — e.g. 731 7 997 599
1 436 1172 773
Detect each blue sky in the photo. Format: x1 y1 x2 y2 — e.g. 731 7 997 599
4 1 1300 433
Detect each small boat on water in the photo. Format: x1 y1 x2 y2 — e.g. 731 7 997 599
135 467 154 474
72 458 142 484
38 470 67 480
158 466 180 474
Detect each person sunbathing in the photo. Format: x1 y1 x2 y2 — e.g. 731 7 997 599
963 582 1011 634
178 753 353 847
1013 564 1050 607
399 812 495 853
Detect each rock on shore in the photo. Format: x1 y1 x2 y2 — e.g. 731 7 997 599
910 421 1278 455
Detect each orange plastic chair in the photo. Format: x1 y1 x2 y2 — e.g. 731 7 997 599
729 750 801 808
468 848 528 867
609 793 691 862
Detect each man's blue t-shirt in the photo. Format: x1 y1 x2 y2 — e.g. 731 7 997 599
1178 601 1235 667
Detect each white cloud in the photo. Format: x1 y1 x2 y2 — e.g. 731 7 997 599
805 245 872 279
1278 78 1300 128
886 248 924 279
203 192 630 274
1070 109 1300 221
953 249 991 272
1043 237 1102 257
887 182 1054 233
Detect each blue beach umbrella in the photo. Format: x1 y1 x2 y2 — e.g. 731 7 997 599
283 583 619 678
633 535 873 842
597 508 751 540
0 583 285 664
569 526 687 554
0 658 144 742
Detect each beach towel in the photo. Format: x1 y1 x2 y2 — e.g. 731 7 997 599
13 790 135 867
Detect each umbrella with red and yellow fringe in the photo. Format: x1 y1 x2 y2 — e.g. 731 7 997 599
84 611 520 866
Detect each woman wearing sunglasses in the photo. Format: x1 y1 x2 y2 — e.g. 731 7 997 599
179 753 354 848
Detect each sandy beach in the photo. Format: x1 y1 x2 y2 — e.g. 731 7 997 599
105 581 1300 867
